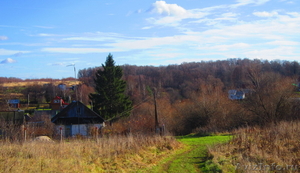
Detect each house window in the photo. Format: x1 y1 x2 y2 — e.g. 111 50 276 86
54 99 60 103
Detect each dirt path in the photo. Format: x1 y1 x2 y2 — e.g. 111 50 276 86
146 135 231 173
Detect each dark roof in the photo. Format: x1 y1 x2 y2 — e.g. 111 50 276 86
51 101 105 125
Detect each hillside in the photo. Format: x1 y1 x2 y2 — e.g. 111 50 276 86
0 80 80 88
0 79 81 109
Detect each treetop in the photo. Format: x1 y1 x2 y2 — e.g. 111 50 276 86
104 53 115 67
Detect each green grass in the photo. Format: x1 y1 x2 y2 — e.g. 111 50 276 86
144 134 231 173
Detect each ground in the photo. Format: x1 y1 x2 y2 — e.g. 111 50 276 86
141 134 232 173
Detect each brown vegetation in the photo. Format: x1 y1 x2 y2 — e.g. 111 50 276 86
209 121 300 172
0 78 80 87
0 135 180 172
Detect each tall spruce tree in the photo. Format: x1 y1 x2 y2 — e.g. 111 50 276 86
89 53 132 120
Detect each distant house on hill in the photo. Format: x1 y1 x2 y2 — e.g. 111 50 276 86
228 90 246 100
58 83 67 90
49 96 69 110
51 101 105 137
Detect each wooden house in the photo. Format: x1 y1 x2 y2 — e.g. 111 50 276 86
51 101 105 137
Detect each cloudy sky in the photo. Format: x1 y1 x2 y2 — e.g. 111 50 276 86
0 0 299 79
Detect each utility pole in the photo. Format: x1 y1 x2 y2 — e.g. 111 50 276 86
27 94 29 109
67 64 78 101
67 64 80 135
153 88 159 133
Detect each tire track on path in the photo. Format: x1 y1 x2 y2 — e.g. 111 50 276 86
145 135 231 173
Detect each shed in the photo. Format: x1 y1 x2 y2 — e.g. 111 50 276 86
8 99 20 108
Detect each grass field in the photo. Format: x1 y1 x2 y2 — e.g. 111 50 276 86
144 134 232 173
0 135 180 173
0 133 233 173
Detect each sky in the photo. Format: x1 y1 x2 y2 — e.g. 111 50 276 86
0 0 299 79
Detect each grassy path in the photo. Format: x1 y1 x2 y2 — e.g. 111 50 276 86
144 135 231 173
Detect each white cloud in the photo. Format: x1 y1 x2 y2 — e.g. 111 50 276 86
37 33 59 37
266 40 299 46
41 47 124 54
244 46 297 60
45 9 299 61
233 0 271 7
0 49 30 56
150 1 187 16
34 25 55 29
287 12 300 17
0 36 8 40
141 26 152 30
151 53 184 59
136 9 143 14
13 52 24 57
201 12 300 39
147 1 208 26
105 35 201 50
191 12 239 25
61 32 128 42
38 5 300 65
146 0 270 27
49 62 65 66
62 37 113 42
200 43 251 51
253 11 278 17
1 58 16 64
280 0 295 4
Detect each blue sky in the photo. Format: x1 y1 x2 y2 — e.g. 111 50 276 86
0 0 299 79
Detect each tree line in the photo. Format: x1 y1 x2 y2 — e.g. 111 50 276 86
79 59 300 103
77 58 300 135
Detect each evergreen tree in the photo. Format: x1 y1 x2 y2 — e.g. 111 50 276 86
89 53 132 120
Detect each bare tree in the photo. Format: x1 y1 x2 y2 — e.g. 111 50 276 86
244 70 294 125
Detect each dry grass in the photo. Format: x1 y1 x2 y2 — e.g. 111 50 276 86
0 134 180 173
0 80 80 87
208 121 300 172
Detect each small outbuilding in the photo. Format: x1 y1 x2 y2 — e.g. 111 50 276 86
8 99 20 108
51 101 105 137
49 96 69 110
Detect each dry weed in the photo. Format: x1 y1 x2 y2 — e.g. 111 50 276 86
0 134 180 173
209 121 300 173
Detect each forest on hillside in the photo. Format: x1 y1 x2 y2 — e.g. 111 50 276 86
78 58 300 135
1 58 300 135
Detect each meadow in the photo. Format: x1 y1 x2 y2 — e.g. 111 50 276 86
2 122 300 173
0 135 180 173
